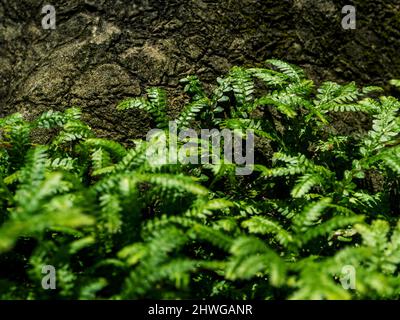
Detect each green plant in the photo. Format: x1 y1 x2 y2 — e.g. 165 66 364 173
0 60 399 300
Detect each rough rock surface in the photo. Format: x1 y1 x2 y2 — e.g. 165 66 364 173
0 0 399 141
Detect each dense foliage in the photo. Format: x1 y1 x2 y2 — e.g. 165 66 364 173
0 60 399 299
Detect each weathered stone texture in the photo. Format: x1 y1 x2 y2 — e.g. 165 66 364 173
0 0 399 140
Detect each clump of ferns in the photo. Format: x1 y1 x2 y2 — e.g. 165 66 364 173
0 59 399 299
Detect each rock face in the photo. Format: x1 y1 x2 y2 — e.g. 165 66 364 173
0 0 399 141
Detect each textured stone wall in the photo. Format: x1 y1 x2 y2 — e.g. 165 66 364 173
0 0 399 141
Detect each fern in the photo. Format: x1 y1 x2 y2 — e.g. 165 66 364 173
176 98 209 129
266 59 305 83
0 60 399 300
117 88 169 128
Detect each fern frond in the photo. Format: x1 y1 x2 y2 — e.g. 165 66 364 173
248 68 288 86
85 138 127 160
35 110 67 128
266 59 305 83
176 98 209 129
316 82 361 108
229 66 255 110
113 143 148 173
117 88 169 128
227 236 286 285
389 79 400 88
291 173 324 198
180 75 206 100
379 148 400 174
301 215 364 245
241 216 294 247
0 198 94 253
292 198 332 233
137 173 208 197
190 224 233 251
